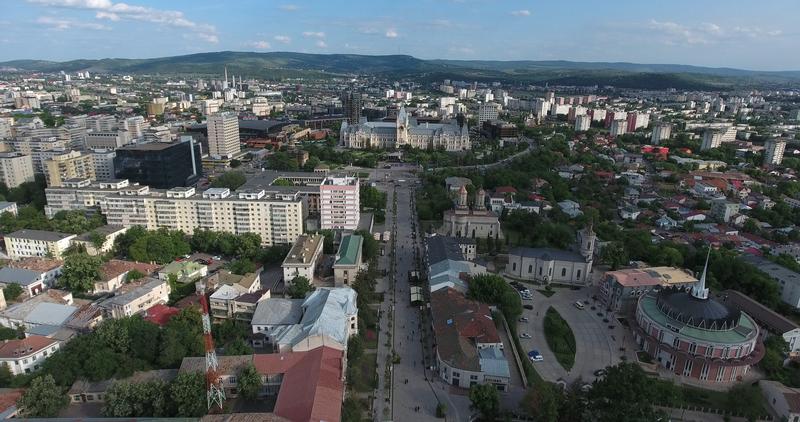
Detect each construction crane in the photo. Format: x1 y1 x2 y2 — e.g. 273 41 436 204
198 282 225 410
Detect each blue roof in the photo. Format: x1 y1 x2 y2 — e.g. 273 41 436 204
478 347 511 378
25 302 77 326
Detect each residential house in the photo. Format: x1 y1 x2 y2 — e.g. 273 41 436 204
0 335 59 375
68 369 178 404
557 200 583 218
425 235 486 293
0 267 49 297
7 258 63 288
94 260 160 293
760 380 800 422
157 261 208 283
99 277 170 319
71 225 128 256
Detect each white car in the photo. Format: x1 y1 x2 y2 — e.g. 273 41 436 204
574 301 585 310
519 333 532 339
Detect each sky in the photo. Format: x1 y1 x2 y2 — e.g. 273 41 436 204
1 0 799 70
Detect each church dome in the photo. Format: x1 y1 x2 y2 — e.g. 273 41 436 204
655 287 741 330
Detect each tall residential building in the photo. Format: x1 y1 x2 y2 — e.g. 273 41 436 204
85 130 131 149
114 139 202 189
207 113 241 158
341 91 362 125
86 115 117 132
651 123 672 144
45 179 140 218
122 116 145 140
574 115 591 132
320 176 359 231
764 139 787 167
101 186 304 246
701 129 725 150
478 102 500 127
91 149 116 181
0 153 35 188
44 150 95 187
610 119 627 137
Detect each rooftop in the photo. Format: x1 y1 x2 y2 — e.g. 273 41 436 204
99 259 160 281
334 234 362 267
508 247 585 263
282 234 324 267
0 335 56 359
607 266 698 287
7 257 63 273
6 229 74 242
0 267 42 286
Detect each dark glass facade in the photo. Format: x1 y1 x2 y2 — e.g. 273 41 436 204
114 140 202 189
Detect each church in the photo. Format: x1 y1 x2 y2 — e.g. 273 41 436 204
340 107 470 151
440 186 502 239
505 225 596 285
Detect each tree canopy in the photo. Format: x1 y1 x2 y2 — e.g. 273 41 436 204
287 276 315 299
60 252 102 293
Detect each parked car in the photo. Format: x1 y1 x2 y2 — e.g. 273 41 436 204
523 304 534 310
574 301 585 310
528 350 543 362
593 369 607 377
519 333 532 339
519 317 529 322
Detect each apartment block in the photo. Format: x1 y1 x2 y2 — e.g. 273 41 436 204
4 229 76 260
101 186 304 246
99 277 170 319
0 153 35 188
207 113 241 158
45 179 144 218
44 150 95 187
320 176 359 230
282 234 324 282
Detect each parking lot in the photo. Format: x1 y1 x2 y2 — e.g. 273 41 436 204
511 282 635 384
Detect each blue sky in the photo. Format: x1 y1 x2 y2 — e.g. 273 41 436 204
2 0 799 70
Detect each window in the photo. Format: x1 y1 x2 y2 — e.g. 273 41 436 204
688 343 697 355
229 376 236 384
470 375 478 380
528 265 532 273
576 270 581 279
561 268 567 277
512 263 516 271
538 267 542 276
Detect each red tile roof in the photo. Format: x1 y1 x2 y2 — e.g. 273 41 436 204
99 259 160 281
0 389 23 414
254 346 344 422
0 336 56 359
143 304 180 326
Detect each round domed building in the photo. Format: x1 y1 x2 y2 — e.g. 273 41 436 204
632 256 764 383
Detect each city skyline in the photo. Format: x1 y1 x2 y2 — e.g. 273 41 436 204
3 0 800 71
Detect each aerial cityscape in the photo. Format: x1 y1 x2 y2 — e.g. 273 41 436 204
1 1 800 421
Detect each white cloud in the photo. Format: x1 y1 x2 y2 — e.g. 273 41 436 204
647 19 782 46
279 4 297 11
36 15 110 30
385 28 398 38
274 35 291 44
250 40 271 49
26 0 218 43
511 10 531 16
302 31 325 38
316 40 327 48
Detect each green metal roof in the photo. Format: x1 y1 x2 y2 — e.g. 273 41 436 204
639 294 757 345
335 235 363 266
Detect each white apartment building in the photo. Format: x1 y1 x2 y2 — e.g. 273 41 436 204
4 229 76 260
101 186 304 246
85 130 131 149
651 123 672 144
0 335 60 375
45 179 141 218
86 115 117 132
122 116 146 140
207 113 241 158
90 149 116 181
477 102 500 126
701 128 726 150
320 176 359 231
610 119 627 137
100 277 170 319
764 139 787 167
0 153 35 188
574 114 591 132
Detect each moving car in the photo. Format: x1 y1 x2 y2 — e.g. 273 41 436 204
519 333 532 339
574 301 585 310
519 317 529 322
523 304 534 310
528 350 543 362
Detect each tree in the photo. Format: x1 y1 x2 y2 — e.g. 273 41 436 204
600 241 628 270
341 396 362 422
17 374 68 417
347 335 364 362
522 383 562 422
88 230 107 250
102 381 168 417
126 269 145 282
230 159 242 168
587 363 665 422
468 274 522 322
210 170 246 190
287 276 315 299
169 372 206 417
225 338 253 356
469 384 500 421
2 283 23 301
60 252 102 293
236 364 262 400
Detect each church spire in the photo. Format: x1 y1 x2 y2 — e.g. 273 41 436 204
692 248 711 300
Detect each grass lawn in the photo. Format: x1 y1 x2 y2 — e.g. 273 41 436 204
543 306 576 371
350 352 378 393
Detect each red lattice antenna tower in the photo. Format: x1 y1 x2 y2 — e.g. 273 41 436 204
198 283 225 410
